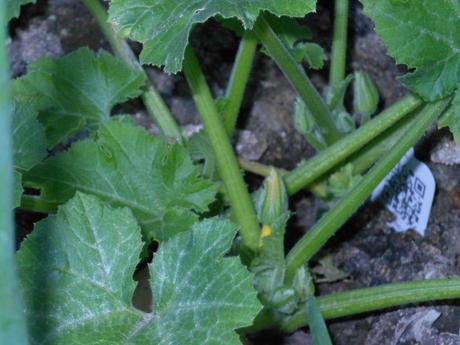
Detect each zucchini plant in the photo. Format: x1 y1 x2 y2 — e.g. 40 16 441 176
2 0 460 344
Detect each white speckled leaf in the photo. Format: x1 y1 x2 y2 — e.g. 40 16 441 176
17 194 261 344
108 0 317 73
17 193 145 344
146 218 262 344
13 48 145 146
361 0 460 101
24 120 217 241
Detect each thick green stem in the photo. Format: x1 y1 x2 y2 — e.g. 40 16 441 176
307 108 422 196
348 108 418 175
81 0 182 141
283 94 422 195
253 15 342 145
183 46 260 253
284 278 460 332
223 31 257 136
240 108 419 192
285 99 450 281
0 7 29 344
142 86 183 141
246 278 460 333
329 0 349 85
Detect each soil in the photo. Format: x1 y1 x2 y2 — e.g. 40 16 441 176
10 0 460 344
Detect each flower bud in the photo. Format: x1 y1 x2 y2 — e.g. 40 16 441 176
271 287 297 314
293 97 327 151
294 97 316 134
292 266 314 300
257 168 288 225
353 71 379 124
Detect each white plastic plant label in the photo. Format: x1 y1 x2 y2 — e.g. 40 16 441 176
371 148 435 236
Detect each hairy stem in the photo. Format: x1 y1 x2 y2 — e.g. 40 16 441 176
283 278 460 332
347 108 418 175
283 94 422 195
223 31 257 136
253 15 342 145
142 86 183 141
240 105 415 177
246 278 460 333
240 106 419 190
307 108 422 196
329 0 349 85
285 98 450 281
0 7 30 344
81 0 183 141
183 46 260 253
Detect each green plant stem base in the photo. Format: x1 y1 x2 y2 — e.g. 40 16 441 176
284 277 460 332
246 277 460 333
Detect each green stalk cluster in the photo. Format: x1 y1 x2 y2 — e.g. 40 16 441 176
37 0 460 336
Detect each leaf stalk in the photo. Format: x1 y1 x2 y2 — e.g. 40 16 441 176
253 14 342 145
329 0 350 85
183 46 260 253
223 31 257 136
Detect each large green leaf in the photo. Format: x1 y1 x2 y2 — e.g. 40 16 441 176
12 103 47 207
13 103 47 171
7 0 34 21
439 88 460 143
108 0 317 73
17 193 144 344
24 120 217 241
361 0 460 101
17 193 261 344
148 217 262 344
14 48 145 146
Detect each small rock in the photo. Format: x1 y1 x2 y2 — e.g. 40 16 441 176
170 97 200 126
284 330 313 345
391 309 440 345
236 130 268 161
182 124 203 138
9 18 63 77
431 139 460 166
366 308 446 345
